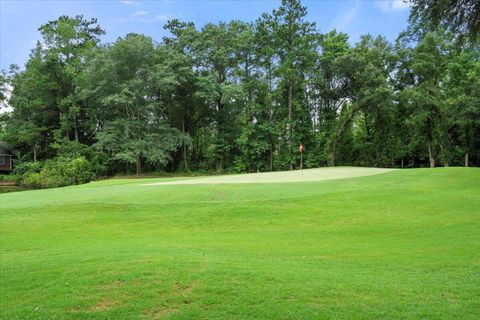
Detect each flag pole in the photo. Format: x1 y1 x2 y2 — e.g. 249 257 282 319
299 143 304 171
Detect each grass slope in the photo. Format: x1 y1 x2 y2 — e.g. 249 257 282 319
0 167 479 319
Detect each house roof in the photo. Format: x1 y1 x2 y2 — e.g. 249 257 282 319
0 141 12 156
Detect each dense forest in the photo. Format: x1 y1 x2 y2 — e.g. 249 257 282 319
0 0 479 184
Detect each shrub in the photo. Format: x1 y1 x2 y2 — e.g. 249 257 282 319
21 172 43 189
52 138 108 176
0 174 18 183
232 157 247 174
12 161 44 185
13 161 43 176
18 156 94 189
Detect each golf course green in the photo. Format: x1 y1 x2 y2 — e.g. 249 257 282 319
1 167 479 319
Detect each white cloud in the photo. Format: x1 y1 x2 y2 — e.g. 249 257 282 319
331 0 361 32
113 11 180 23
133 10 149 17
120 0 140 6
155 13 177 21
374 0 410 12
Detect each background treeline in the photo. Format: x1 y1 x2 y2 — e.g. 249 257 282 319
0 0 479 185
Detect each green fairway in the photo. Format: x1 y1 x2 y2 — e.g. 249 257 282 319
1 167 479 319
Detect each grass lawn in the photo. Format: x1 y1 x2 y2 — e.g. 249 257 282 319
0 167 479 319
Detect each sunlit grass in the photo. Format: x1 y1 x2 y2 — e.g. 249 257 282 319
1 167 479 319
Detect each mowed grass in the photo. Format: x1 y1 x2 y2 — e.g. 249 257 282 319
146 167 395 185
0 168 479 319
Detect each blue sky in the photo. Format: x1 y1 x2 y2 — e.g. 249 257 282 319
0 0 411 70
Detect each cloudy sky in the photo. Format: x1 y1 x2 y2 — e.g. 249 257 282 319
0 0 411 70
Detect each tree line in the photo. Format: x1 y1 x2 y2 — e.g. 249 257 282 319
1 0 479 178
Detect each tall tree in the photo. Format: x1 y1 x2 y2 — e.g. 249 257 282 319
409 32 450 167
310 30 350 166
409 0 480 43
254 14 280 171
82 34 187 174
193 21 245 170
163 20 202 171
38 15 104 143
444 44 480 166
269 0 317 170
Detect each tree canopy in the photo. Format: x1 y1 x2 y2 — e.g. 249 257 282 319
409 0 480 43
1 0 479 177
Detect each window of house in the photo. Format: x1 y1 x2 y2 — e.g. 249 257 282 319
0 156 5 165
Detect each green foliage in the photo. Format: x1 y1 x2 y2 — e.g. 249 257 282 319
408 0 480 43
18 156 94 189
52 137 109 176
0 174 17 183
2 0 480 181
12 161 43 176
95 119 188 173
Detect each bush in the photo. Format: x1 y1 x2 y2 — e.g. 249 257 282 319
13 161 43 176
0 174 18 183
52 138 109 176
18 156 94 189
232 157 247 174
21 172 43 189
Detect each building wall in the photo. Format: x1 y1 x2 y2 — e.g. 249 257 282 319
0 155 12 171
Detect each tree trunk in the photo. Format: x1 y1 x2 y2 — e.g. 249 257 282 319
330 145 336 167
329 106 356 167
136 157 141 176
465 153 469 167
287 82 293 171
74 119 79 142
182 118 188 171
183 144 188 171
440 144 449 167
270 145 273 172
268 63 274 172
269 108 274 172
428 142 435 168
364 114 370 142
217 97 225 171
401 157 404 169
33 144 37 162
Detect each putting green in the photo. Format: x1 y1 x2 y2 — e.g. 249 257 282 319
146 167 395 185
